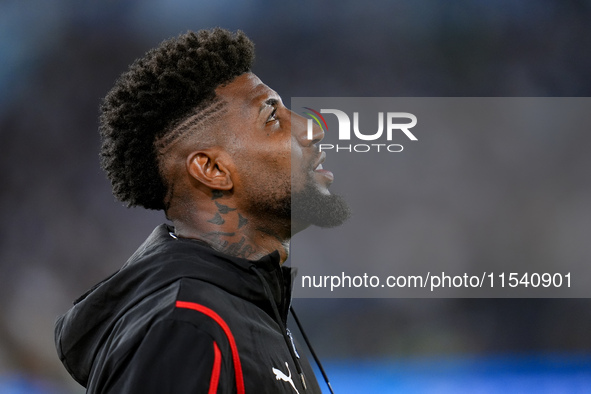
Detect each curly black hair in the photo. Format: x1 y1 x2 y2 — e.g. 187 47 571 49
99 28 254 210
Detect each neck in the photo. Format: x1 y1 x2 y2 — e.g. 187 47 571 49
171 193 290 263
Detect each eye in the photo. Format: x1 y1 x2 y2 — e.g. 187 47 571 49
266 108 278 123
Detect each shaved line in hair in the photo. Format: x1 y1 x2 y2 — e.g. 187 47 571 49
155 97 228 153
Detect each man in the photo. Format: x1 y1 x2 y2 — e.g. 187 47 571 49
54 28 349 393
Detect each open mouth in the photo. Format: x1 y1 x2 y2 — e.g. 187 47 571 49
313 152 326 171
312 152 334 182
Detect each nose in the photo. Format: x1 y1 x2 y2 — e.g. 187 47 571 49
291 110 324 146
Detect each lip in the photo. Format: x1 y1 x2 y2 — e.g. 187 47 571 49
315 168 334 182
312 151 334 181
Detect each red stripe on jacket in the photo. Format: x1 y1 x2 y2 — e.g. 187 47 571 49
208 341 222 394
175 300 245 394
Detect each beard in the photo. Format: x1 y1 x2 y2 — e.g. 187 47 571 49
246 175 351 234
291 179 351 229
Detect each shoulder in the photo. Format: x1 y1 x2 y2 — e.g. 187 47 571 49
110 276 256 346
96 278 232 374
114 277 235 336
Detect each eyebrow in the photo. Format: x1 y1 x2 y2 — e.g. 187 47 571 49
259 98 278 114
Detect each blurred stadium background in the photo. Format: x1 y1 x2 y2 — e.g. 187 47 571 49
1 1 590 392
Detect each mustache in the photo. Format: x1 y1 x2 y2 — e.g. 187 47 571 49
308 147 323 171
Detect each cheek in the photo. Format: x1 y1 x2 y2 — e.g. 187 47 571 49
263 138 293 178
289 139 305 191
290 163 309 194
233 136 294 192
239 150 292 192
290 137 305 173
290 135 300 158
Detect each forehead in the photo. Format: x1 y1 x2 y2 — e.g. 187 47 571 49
215 72 281 111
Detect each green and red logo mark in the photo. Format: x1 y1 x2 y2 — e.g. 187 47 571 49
302 107 329 139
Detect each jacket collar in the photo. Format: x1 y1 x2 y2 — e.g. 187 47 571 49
55 224 293 386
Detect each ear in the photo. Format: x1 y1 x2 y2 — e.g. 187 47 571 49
186 150 233 191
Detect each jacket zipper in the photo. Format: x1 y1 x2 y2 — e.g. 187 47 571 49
251 266 308 391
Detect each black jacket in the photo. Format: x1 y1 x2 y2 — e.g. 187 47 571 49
55 224 322 393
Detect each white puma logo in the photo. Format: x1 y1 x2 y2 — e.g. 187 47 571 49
272 362 299 394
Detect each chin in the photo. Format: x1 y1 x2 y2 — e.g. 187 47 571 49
291 190 351 229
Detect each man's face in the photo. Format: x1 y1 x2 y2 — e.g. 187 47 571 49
215 73 350 232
